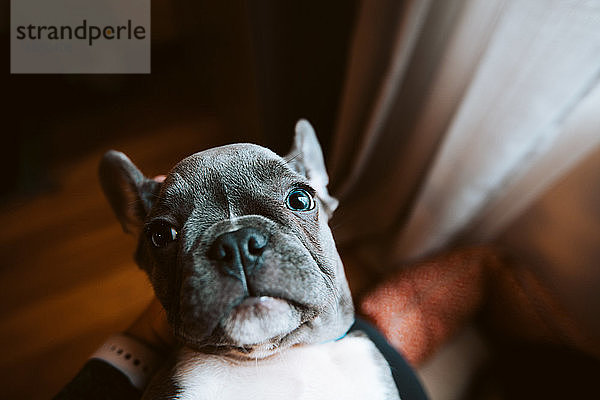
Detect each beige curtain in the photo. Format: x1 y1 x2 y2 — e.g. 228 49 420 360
330 0 600 270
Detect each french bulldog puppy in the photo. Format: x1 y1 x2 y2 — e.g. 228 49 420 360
99 120 400 399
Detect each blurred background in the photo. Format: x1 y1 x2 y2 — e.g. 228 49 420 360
1 0 599 399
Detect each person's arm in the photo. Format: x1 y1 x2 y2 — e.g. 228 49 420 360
53 298 174 400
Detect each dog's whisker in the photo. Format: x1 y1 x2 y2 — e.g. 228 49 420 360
284 150 302 163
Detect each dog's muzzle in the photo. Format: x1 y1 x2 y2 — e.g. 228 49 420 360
208 227 269 295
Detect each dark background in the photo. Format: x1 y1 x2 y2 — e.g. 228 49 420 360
1 0 357 203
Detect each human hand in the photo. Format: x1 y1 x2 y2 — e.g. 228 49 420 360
125 296 175 354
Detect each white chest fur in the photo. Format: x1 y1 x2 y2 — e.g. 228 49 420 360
174 335 399 400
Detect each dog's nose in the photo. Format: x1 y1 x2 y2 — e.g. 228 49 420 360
208 227 268 288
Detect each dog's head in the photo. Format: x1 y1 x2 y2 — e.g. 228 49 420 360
99 120 353 358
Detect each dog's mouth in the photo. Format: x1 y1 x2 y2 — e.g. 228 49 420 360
174 295 310 358
220 296 302 347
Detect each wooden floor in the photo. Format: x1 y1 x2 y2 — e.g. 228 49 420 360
0 116 228 399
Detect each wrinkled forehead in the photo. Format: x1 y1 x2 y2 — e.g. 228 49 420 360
157 143 304 207
177 143 286 175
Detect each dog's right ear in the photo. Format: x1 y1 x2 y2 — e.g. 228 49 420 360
286 119 339 217
99 150 161 234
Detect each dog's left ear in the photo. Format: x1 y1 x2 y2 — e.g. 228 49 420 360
98 150 162 234
286 119 339 217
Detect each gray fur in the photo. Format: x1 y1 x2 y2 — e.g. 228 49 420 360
99 119 396 399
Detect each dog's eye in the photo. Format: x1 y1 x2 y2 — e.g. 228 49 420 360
286 188 315 211
147 222 178 248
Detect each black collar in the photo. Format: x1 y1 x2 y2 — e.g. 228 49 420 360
350 317 429 400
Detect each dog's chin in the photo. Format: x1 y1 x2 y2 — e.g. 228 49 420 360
221 296 301 352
